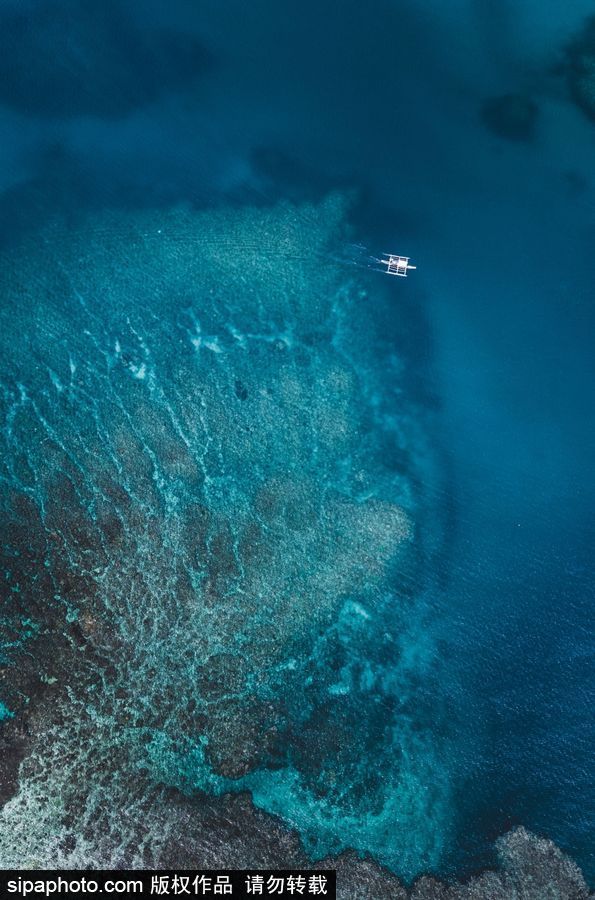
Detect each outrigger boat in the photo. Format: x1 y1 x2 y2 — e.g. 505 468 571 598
380 254 416 277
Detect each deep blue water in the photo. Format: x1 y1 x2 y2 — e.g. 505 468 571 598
0 0 593 883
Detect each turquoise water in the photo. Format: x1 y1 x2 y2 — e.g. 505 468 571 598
0 0 593 884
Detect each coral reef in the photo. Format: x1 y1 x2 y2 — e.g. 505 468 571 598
0 195 451 876
486 827 590 899
335 827 591 899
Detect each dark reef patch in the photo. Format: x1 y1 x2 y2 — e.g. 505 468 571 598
480 93 539 142
0 0 212 118
565 16 595 123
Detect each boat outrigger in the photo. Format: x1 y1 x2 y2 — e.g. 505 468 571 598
381 254 416 277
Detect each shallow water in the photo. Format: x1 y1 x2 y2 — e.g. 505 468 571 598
0 0 593 885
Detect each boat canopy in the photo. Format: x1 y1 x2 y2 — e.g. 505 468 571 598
381 254 416 277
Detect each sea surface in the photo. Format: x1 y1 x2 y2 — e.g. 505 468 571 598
0 0 593 885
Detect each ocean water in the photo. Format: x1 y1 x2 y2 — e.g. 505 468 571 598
0 0 593 886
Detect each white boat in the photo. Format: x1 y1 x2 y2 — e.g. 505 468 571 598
380 254 416 277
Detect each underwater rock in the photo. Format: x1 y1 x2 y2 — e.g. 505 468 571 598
321 852 408 899
480 93 539 141
565 17 595 123
332 828 591 898
489 827 590 898
0 0 212 118
320 827 591 898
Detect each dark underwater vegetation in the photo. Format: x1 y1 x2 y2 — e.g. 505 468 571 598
565 16 595 124
0 0 593 896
